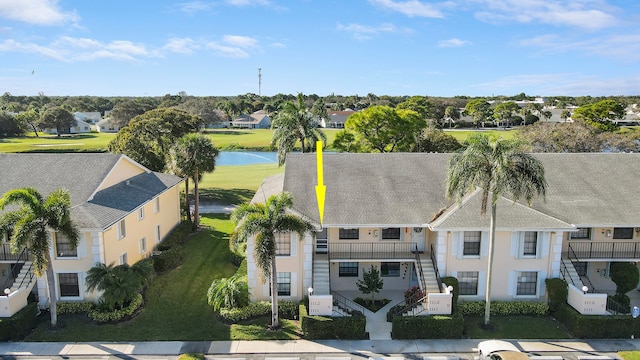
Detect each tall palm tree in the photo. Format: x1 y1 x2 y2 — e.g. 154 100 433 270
231 192 314 329
270 93 327 166
168 133 219 230
0 187 79 326
446 134 546 326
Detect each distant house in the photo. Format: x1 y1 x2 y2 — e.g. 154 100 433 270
42 119 94 135
231 110 271 129
202 109 229 129
74 112 102 125
324 109 356 128
96 117 121 133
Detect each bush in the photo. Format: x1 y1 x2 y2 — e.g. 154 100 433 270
611 262 639 298
57 301 95 315
441 276 459 305
279 300 299 320
404 286 425 306
218 301 271 323
459 301 548 316
155 221 191 251
152 246 184 273
545 278 568 313
0 302 38 341
300 303 367 339
391 310 464 339
88 293 143 323
229 251 245 267
554 303 640 338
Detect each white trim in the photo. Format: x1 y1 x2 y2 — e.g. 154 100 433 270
55 272 84 301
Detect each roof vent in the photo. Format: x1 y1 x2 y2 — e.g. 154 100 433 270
126 180 130 186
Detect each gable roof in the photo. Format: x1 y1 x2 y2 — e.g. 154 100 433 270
268 152 640 229
0 153 182 229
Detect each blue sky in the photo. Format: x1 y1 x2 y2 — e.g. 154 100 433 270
1 0 639 97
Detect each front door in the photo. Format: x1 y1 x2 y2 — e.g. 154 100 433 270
412 227 425 252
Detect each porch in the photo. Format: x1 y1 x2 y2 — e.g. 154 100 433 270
0 244 31 262
567 241 640 260
328 242 419 260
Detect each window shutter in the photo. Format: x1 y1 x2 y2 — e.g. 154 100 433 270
478 272 486 297
77 237 86 257
290 233 297 257
510 232 519 258
452 232 460 259
507 271 516 297
480 231 489 257
290 272 297 297
538 271 546 297
540 232 550 258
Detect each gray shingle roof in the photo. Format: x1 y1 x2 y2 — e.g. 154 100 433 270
0 153 182 229
269 152 640 229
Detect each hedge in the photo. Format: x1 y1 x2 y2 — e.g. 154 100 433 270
459 301 548 316
152 246 184 273
88 293 143 323
0 302 38 341
391 311 464 339
554 303 640 338
300 303 367 339
218 301 298 324
57 301 95 315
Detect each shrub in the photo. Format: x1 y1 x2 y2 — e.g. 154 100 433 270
611 262 639 298
156 221 191 251
279 300 299 320
88 293 143 323
459 301 548 316
153 246 184 273
218 301 271 323
57 301 95 315
229 251 245 267
300 302 367 340
441 276 459 305
545 278 568 313
404 286 425 306
0 302 38 341
207 274 249 312
178 354 205 360
391 310 464 339
554 303 640 338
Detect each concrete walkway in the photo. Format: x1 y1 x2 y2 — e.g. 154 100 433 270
0 339 639 357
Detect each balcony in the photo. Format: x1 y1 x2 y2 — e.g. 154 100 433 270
568 241 640 260
0 244 30 261
328 242 417 260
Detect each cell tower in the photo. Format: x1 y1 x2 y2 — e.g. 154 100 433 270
258 68 262 96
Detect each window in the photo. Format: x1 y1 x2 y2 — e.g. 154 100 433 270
119 253 128 265
139 237 146 254
155 225 161 243
516 271 538 296
117 220 126 239
458 271 479 295
381 228 401 240
138 207 144 220
613 227 634 239
58 273 80 297
522 232 538 256
339 228 359 239
570 228 591 239
275 233 291 256
277 272 291 296
339 262 358 277
55 232 77 257
463 231 481 256
381 262 400 277
154 197 160 213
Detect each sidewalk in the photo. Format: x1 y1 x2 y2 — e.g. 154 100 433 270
0 339 639 357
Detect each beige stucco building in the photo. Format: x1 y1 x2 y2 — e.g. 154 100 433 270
0 153 182 316
248 152 640 315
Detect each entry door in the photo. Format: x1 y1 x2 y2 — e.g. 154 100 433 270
412 227 426 252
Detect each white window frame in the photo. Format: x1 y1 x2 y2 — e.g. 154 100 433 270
119 253 128 265
57 272 82 300
139 237 147 254
155 225 161 243
153 197 160 213
117 220 126 239
515 271 539 297
138 207 145 221
54 231 78 259
512 231 548 259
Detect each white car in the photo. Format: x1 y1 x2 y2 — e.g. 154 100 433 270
478 340 530 360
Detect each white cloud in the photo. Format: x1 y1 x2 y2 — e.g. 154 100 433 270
177 1 215 15
518 32 640 61
206 42 250 58
225 0 271 6
368 0 445 18
438 38 470 47
270 42 286 48
337 22 408 40
0 0 79 25
223 35 258 48
471 0 618 30
163 37 200 54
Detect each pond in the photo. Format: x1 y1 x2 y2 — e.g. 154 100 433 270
217 151 278 166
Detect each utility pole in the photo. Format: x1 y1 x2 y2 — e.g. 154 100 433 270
258 68 262 96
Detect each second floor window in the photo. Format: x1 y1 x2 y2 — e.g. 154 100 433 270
55 232 77 257
275 233 291 256
117 220 126 239
570 228 591 239
381 228 401 240
463 231 481 256
522 231 538 256
613 227 634 239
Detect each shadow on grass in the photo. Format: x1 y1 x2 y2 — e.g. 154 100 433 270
204 130 253 136
231 317 302 340
198 188 255 205
463 316 571 339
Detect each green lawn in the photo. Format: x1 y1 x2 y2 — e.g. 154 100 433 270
620 351 640 360
0 133 116 153
25 214 299 341
205 128 340 150
463 316 571 339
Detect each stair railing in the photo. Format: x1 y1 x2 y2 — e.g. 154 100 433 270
0 247 29 295
15 261 35 291
430 244 443 291
330 291 366 315
413 244 427 292
387 290 428 319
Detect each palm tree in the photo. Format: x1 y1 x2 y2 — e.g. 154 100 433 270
168 133 219 230
446 134 546 326
270 93 327 166
444 106 460 129
0 187 79 326
86 260 154 310
231 192 314 329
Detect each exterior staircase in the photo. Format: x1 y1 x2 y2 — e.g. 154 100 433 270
561 258 584 288
312 254 330 295
10 261 35 292
418 254 441 294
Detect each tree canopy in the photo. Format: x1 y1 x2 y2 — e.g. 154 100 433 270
39 106 75 136
572 99 625 131
108 108 204 172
